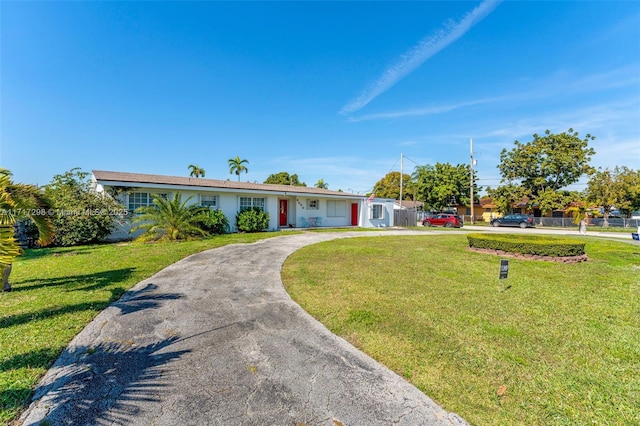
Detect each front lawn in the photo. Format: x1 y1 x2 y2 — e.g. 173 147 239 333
0 233 281 424
282 235 640 425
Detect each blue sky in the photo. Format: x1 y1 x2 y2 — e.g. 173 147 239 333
2 1 639 194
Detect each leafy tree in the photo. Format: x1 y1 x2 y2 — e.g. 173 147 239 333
588 167 640 220
498 129 595 212
228 156 249 181
412 163 479 211
371 172 412 200
314 179 328 189
188 164 205 178
132 193 209 241
531 187 568 225
264 172 306 186
236 207 269 232
616 168 640 217
486 184 526 215
44 168 123 247
0 168 54 291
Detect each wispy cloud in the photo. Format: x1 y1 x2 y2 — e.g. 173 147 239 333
347 96 508 122
340 0 502 116
346 64 640 122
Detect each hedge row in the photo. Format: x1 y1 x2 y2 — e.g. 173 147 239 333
467 234 586 257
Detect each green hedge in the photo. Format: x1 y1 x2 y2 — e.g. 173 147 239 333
467 234 586 257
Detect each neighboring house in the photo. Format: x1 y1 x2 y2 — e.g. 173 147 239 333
91 170 366 240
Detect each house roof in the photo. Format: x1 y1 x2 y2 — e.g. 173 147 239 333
394 200 424 209
92 170 364 198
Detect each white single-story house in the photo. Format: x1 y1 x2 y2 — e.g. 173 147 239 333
91 170 375 239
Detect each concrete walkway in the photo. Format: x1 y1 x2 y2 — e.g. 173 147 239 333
20 230 468 426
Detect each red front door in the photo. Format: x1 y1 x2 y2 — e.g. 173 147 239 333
351 203 359 226
279 199 288 227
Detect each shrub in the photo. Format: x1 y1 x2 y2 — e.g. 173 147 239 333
236 208 269 233
44 168 124 246
193 209 229 235
467 233 585 257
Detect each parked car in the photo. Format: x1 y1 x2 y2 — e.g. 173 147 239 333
422 213 463 228
490 214 535 228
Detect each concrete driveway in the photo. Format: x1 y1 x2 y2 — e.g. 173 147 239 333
20 230 468 426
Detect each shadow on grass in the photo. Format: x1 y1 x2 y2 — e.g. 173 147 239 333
17 245 99 262
0 282 181 330
3 283 187 423
12 268 137 293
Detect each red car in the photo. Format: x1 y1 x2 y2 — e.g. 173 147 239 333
422 213 464 228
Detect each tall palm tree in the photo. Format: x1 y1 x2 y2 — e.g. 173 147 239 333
314 179 328 189
132 192 209 241
1 168 54 291
228 156 249 181
188 164 205 178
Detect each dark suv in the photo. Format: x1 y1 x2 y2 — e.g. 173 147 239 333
490 214 535 228
422 213 463 228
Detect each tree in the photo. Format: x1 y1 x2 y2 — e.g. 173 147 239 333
188 164 205 178
264 172 306 186
44 168 123 247
531 187 568 225
486 184 526 215
0 168 54 291
132 193 209 242
228 156 249 181
588 167 640 221
616 168 640 217
498 129 596 213
371 172 412 200
314 179 328 189
412 163 480 211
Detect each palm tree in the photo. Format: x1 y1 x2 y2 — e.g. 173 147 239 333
228 156 249 181
1 168 54 291
131 192 209 241
566 200 591 235
188 164 205 178
314 179 328 189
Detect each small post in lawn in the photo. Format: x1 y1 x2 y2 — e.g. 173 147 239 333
499 259 511 291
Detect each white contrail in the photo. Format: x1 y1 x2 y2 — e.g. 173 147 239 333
340 0 502 116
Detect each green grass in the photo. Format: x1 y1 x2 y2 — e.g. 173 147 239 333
0 232 283 424
282 235 640 426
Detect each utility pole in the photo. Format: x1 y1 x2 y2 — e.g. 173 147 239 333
470 139 476 225
399 153 403 209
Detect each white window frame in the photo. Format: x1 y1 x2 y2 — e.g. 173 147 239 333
370 204 384 220
240 196 266 212
128 192 168 212
327 200 346 217
307 199 319 210
200 194 218 209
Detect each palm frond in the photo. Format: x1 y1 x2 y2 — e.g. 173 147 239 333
0 225 21 267
6 183 55 245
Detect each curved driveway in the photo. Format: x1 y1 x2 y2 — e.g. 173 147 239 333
20 230 468 426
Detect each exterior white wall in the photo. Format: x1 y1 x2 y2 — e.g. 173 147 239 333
94 183 361 240
359 198 395 228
